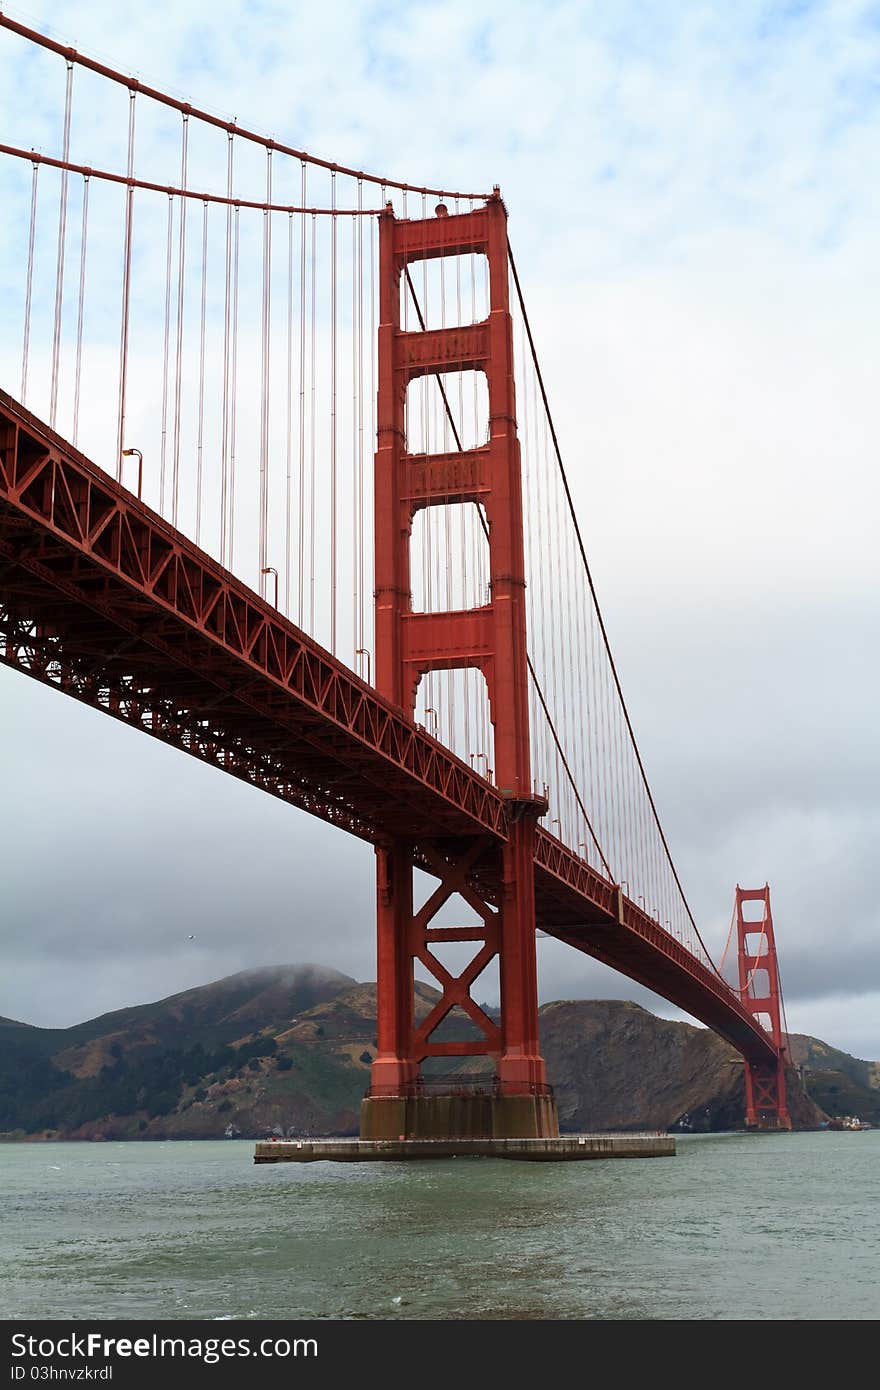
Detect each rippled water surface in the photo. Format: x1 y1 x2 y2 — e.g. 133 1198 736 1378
1 1132 877 1319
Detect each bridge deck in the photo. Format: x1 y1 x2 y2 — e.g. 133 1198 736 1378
0 389 775 1066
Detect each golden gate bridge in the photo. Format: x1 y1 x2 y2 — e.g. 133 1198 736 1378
0 13 791 1141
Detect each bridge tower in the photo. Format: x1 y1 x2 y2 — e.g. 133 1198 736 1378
361 192 559 1141
735 885 791 1130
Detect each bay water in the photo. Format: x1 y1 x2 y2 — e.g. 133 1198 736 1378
1 1131 877 1320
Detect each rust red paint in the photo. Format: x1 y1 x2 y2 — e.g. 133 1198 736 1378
370 197 548 1092
0 389 507 846
736 886 791 1129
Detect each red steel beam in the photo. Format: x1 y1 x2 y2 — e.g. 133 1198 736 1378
0 389 506 845
533 832 777 1062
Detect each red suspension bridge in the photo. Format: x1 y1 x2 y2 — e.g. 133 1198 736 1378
0 14 791 1137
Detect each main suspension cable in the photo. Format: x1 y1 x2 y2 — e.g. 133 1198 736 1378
0 14 490 201
0 144 384 214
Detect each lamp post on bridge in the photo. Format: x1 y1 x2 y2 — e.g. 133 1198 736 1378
261 566 279 609
356 647 372 685
121 447 143 499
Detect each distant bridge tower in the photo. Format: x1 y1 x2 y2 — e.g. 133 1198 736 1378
735 885 791 1130
362 192 558 1141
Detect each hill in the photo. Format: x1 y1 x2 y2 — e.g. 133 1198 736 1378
0 966 839 1140
0 965 358 1136
787 1033 880 1126
541 999 823 1131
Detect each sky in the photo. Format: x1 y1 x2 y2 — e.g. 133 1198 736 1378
1 1 878 1058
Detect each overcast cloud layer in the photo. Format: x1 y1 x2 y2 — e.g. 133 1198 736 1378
1 1 877 1058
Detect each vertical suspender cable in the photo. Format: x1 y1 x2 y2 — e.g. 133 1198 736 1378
608 644 621 873
599 609 612 870
50 58 74 430
285 208 294 615
369 195 378 676
330 170 338 651
21 160 40 406
519 308 532 783
531 365 547 775
570 529 586 854
441 237 453 746
481 247 490 760
220 131 234 567
617 700 631 895
351 210 358 660
587 593 600 856
469 225 478 755
569 502 587 846
603 641 617 873
456 205 467 753
456 208 469 754
548 411 563 826
624 688 638 890
72 174 89 447
116 88 136 476
159 193 173 516
548 412 563 826
357 177 365 662
259 148 273 594
196 199 208 545
309 210 317 633
567 514 581 843
297 163 307 624
420 196 432 720
229 204 240 569
171 112 189 526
